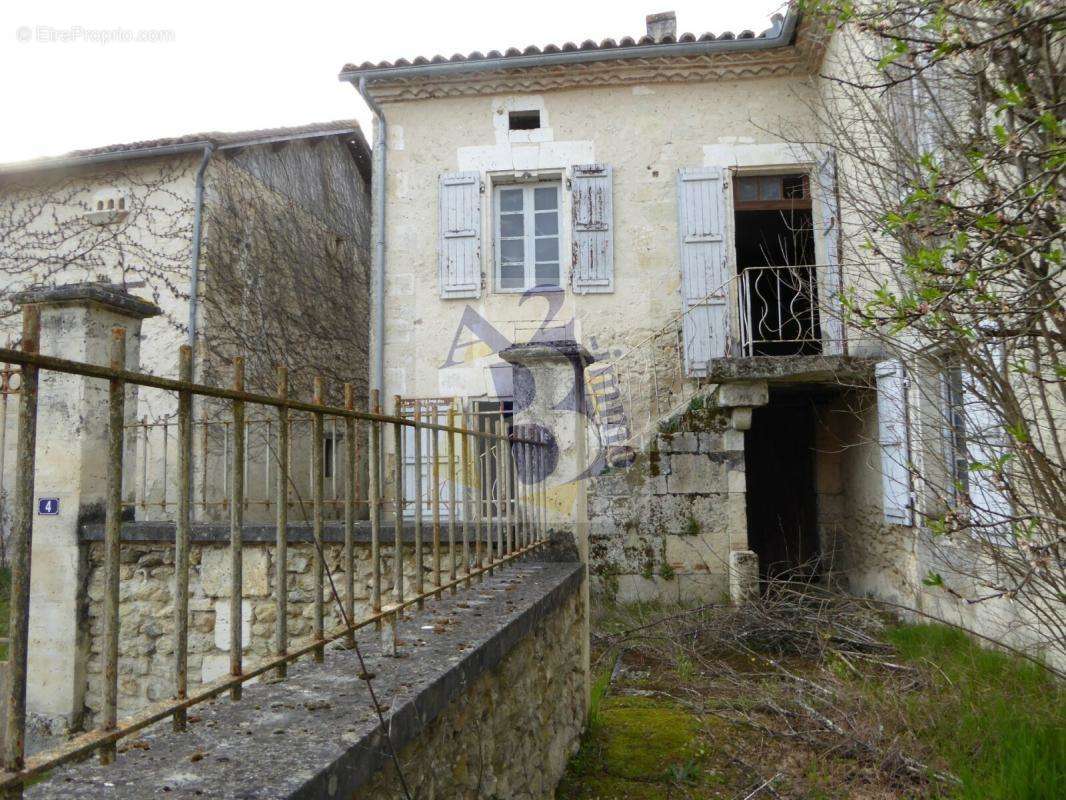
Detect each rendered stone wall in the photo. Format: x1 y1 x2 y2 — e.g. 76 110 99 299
82 539 435 725
358 580 585 800
587 412 747 604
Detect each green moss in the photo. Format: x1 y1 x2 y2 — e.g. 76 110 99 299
640 561 655 581
681 515 701 537
659 563 676 581
558 696 706 799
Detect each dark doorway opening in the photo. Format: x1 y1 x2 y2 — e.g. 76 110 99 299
733 173 821 356
745 395 820 582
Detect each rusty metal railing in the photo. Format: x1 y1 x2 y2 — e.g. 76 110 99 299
0 306 550 795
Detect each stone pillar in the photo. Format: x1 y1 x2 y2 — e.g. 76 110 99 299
500 340 593 701
713 380 770 601
11 283 160 732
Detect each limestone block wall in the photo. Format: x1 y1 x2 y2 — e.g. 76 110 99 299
358 579 585 800
82 539 435 726
588 419 746 604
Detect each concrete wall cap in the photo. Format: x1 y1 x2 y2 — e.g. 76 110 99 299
11 282 162 320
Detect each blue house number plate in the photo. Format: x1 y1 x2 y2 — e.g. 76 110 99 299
37 498 60 515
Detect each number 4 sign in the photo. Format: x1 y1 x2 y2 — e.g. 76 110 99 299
37 497 60 515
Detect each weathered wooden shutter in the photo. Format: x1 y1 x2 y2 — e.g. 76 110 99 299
571 164 614 294
817 151 844 355
677 167 729 375
438 172 482 299
876 360 914 525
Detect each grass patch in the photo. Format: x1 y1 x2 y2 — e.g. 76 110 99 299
885 624 1065 800
578 597 1065 799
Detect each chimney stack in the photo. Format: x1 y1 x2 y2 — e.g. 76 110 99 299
646 11 677 42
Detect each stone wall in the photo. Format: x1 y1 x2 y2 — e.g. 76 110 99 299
587 401 747 604
358 573 586 799
82 537 443 726
30 562 587 800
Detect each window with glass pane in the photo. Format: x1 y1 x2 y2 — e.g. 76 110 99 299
495 181 561 291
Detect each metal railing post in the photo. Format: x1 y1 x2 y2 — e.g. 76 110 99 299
460 403 471 585
431 410 441 596
100 327 126 764
446 404 457 594
311 377 325 662
368 389 382 617
343 384 356 646
413 404 424 607
229 358 245 700
275 366 289 678
392 395 404 610
496 417 505 559
173 345 192 732
3 306 40 793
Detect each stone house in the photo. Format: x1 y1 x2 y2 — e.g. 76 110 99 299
0 122 373 531
340 7 1049 661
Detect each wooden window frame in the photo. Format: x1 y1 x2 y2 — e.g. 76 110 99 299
493 181 563 293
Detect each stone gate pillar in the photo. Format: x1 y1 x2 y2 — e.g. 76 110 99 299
11 283 160 732
500 340 593 700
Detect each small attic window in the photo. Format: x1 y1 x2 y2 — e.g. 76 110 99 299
508 110 541 131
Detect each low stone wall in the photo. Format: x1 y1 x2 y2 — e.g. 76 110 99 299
81 524 459 726
359 566 586 799
30 561 586 800
588 420 747 604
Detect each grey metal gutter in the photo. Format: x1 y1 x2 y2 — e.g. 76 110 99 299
355 77 387 399
338 11 796 83
186 144 215 366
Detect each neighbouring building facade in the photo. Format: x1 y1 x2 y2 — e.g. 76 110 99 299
0 122 373 532
0 125 374 730
342 7 1059 665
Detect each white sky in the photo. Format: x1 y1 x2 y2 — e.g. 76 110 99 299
1 0 786 164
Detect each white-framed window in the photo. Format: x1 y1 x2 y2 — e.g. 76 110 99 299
494 181 562 292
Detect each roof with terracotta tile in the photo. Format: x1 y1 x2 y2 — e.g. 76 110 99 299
340 12 792 78
65 120 364 158
1 121 369 175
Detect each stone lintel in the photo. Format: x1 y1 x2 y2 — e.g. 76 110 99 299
28 561 583 800
11 282 162 320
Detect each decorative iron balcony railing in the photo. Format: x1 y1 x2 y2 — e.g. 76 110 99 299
736 264 826 358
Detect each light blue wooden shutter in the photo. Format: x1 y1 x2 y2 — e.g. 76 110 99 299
438 172 482 299
677 167 729 375
571 164 614 294
876 360 914 525
817 152 844 355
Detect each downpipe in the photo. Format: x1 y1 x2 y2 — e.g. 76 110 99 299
357 77 387 400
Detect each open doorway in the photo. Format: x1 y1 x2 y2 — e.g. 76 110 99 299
733 173 821 356
744 393 820 582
